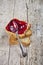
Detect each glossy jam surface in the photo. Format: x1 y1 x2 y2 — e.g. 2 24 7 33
6 19 27 34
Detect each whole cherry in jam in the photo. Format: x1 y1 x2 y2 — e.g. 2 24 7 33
6 19 27 34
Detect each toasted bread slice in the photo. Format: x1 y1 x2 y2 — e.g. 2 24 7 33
5 23 31 39
9 34 30 47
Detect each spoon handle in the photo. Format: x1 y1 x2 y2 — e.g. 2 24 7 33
16 32 27 57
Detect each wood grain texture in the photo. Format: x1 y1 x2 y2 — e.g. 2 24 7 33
0 0 43 65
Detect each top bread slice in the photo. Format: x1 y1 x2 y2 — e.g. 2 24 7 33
5 23 32 47
6 23 31 39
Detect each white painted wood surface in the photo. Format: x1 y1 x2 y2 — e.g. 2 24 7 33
0 0 43 65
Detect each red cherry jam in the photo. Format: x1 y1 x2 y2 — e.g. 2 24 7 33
6 19 27 34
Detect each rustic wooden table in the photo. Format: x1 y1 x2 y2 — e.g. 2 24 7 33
0 0 43 65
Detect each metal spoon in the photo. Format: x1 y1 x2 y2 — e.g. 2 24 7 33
16 31 27 57
10 22 27 57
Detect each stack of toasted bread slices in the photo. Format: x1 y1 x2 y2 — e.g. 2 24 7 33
5 19 32 47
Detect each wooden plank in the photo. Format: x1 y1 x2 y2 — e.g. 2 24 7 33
0 0 43 65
